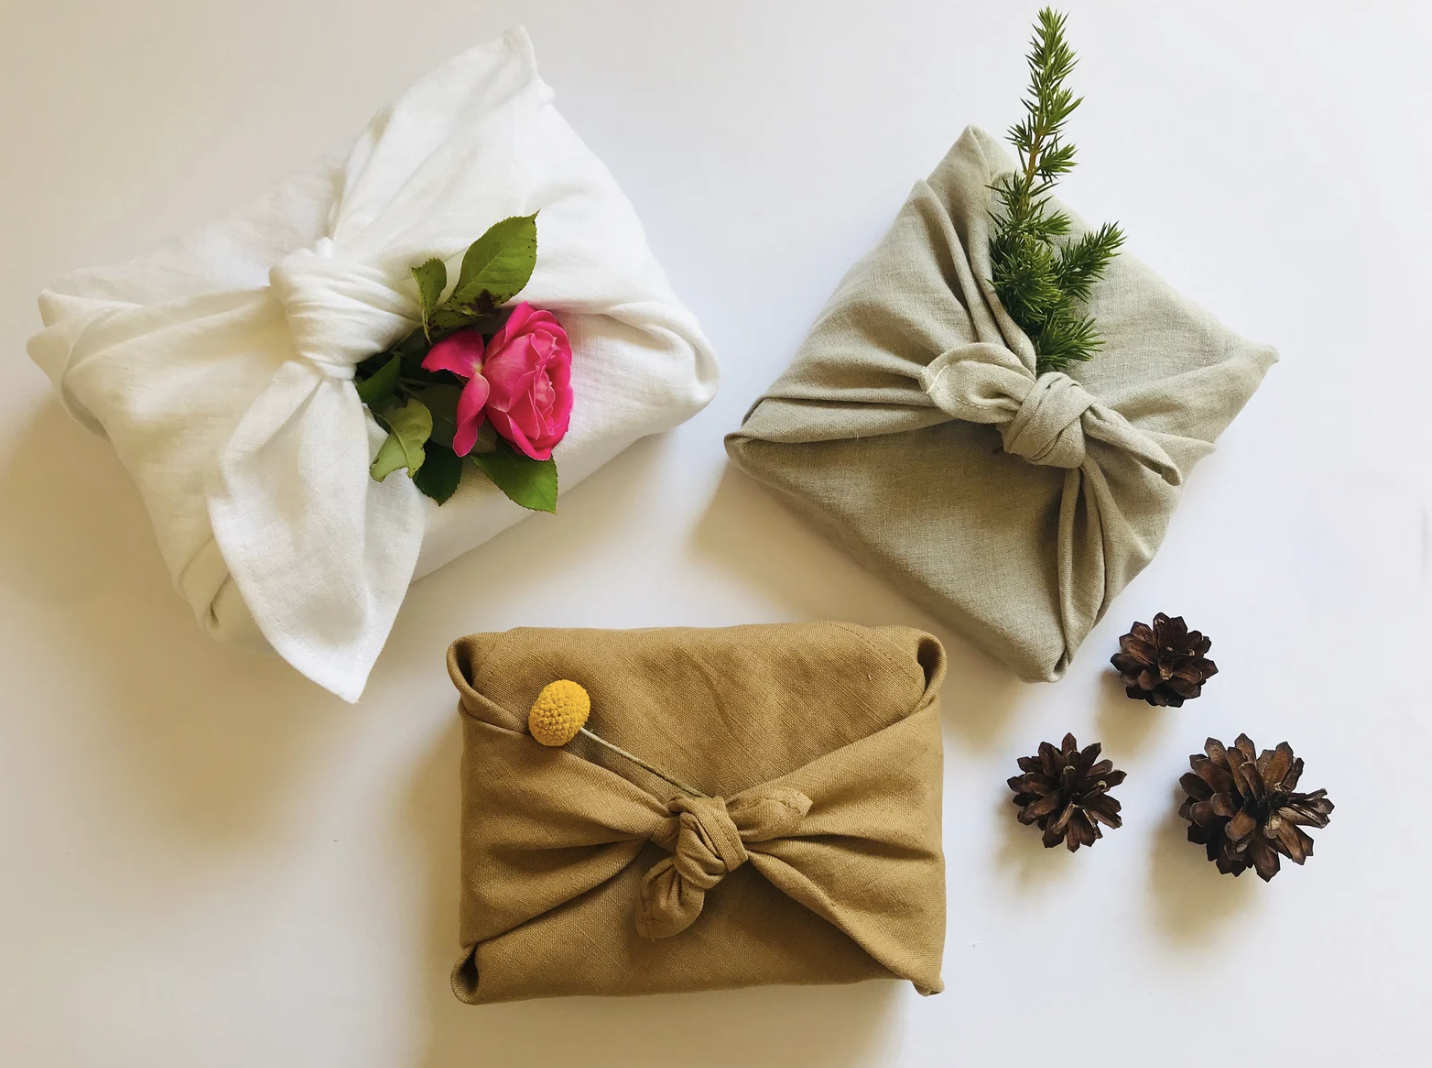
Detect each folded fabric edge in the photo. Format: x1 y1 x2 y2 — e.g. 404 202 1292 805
26 312 108 437
757 703 948 992
447 633 528 731
450 943 482 1004
823 620 948 712
450 942 933 1004
447 622 947 723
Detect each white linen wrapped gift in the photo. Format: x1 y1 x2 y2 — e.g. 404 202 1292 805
27 28 718 701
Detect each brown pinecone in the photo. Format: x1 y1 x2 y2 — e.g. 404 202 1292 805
1008 733 1125 851
1111 613 1217 706
1178 735 1333 881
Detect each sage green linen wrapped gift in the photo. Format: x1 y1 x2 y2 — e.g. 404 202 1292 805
727 127 1276 681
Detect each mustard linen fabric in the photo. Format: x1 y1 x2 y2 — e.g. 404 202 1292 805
446 622 947 1003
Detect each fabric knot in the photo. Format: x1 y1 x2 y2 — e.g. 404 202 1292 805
635 788 811 939
999 371 1097 469
919 346 1184 486
268 239 419 380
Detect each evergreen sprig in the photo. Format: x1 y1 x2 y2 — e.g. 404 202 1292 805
989 9 1124 374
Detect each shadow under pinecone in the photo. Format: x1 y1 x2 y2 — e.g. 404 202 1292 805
1147 792 1257 942
992 793 1082 892
1094 668 1163 757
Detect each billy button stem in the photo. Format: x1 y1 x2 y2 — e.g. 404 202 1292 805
527 680 707 798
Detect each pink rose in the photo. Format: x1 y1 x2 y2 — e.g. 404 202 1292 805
420 328 489 457
482 303 573 461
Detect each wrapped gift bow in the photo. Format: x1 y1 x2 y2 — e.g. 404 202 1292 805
208 238 429 701
919 341 1182 474
638 789 813 939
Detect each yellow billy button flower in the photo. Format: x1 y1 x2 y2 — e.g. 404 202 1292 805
525 679 707 797
528 680 591 746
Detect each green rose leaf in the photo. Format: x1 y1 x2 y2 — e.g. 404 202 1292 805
411 257 448 338
354 353 401 408
412 384 463 449
470 438 558 514
468 420 498 455
413 385 498 456
429 305 502 337
447 213 538 313
413 441 464 504
370 398 433 482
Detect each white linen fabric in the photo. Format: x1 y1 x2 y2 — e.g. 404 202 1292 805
28 28 719 702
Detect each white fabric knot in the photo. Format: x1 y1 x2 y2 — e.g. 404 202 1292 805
268 238 419 379
208 235 428 701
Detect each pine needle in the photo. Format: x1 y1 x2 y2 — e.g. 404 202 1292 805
989 9 1124 374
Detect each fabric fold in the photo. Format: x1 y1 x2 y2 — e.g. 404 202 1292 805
636 789 812 939
29 28 719 701
727 125 1275 681
445 622 947 1003
208 238 427 701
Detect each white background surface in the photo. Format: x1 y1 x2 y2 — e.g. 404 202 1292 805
1 2 1428 1065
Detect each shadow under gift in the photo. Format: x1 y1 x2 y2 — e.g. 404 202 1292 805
693 463 1028 750
0 400 349 843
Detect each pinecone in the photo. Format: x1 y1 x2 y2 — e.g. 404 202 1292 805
1111 613 1217 706
1178 735 1333 881
1008 733 1125 851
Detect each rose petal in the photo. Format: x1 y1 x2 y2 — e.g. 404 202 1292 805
488 406 550 460
491 302 537 346
421 329 485 379
479 305 572 460
483 337 538 402
451 374 491 457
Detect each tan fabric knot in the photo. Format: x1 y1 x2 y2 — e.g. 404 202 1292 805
999 371 1097 469
918 346 1166 475
635 788 812 939
917 344 1101 471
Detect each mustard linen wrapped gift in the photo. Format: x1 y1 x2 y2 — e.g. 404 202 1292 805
445 622 947 1003
727 127 1276 681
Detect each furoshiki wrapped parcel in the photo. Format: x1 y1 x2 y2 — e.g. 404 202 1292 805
727 126 1275 681
28 28 718 701
444 622 948 1002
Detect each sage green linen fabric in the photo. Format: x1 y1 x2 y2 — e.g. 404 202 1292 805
446 622 947 1003
726 126 1276 681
